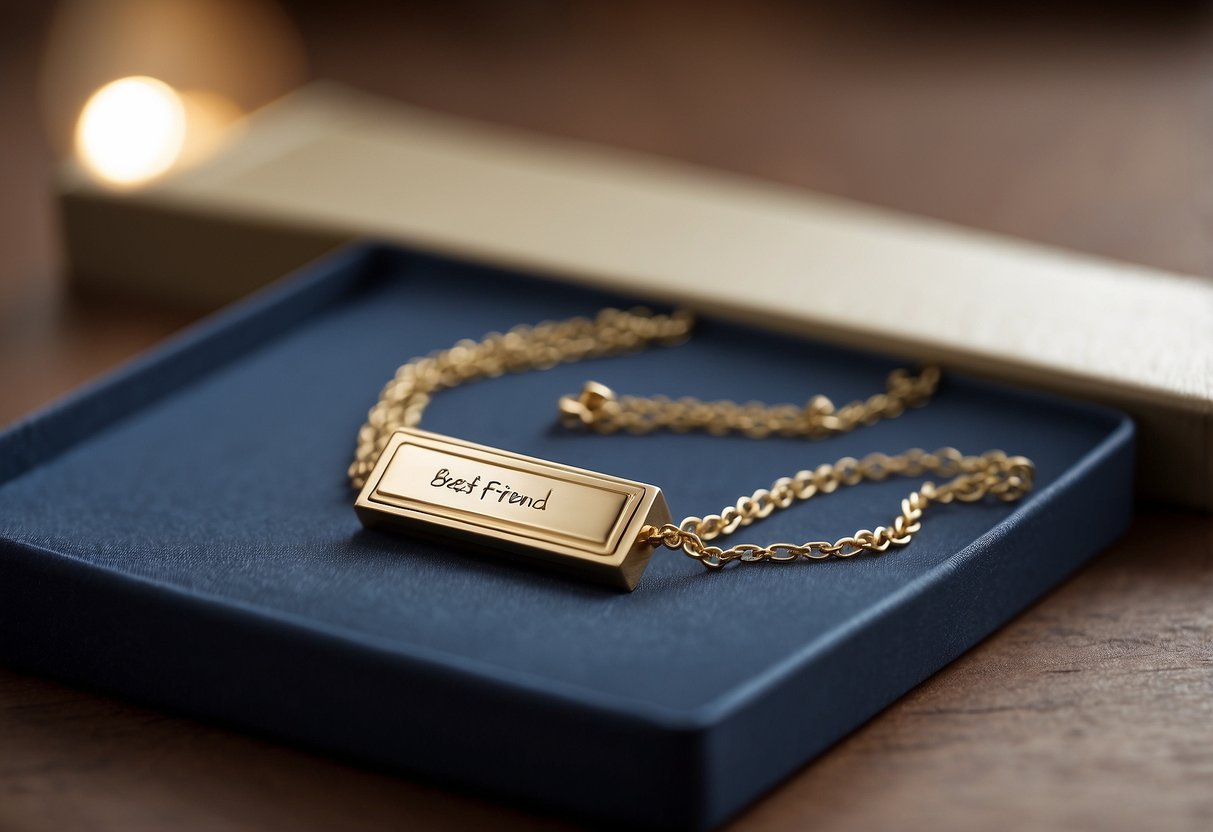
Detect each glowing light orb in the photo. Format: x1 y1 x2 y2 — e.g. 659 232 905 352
75 76 187 187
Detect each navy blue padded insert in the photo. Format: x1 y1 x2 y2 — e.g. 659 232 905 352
0 250 1120 714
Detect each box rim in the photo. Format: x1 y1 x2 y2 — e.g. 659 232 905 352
0 241 1137 734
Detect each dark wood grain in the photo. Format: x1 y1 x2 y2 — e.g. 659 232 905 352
1 2 1211 830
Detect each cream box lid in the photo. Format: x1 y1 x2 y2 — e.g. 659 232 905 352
60 82 1213 509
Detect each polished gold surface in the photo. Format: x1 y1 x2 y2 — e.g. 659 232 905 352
355 428 670 590
376 440 629 548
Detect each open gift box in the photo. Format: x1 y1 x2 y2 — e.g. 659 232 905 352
0 244 1133 829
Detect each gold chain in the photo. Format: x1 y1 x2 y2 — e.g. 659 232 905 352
557 370 939 438
349 308 695 490
642 448 1032 569
350 308 1033 569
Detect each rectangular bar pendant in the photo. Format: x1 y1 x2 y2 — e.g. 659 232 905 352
354 428 671 590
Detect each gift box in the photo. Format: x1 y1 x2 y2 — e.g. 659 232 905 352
0 244 1133 829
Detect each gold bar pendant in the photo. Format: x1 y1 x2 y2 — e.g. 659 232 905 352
354 428 671 590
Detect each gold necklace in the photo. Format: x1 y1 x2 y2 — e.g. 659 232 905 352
350 308 1033 590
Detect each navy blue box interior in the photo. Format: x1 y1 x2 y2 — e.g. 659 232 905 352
0 245 1133 829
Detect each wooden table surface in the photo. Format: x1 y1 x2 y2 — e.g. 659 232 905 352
1 3 1210 830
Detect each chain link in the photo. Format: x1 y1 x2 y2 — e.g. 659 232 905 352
351 308 1033 571
640 448 1034 569
557 368 939 438
349 307 694 489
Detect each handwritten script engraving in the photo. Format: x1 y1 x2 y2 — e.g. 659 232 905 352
374 442 628 545
429 468 551 510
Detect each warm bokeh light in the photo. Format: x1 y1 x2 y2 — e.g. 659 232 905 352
41 0 305 158
75 76 186 187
